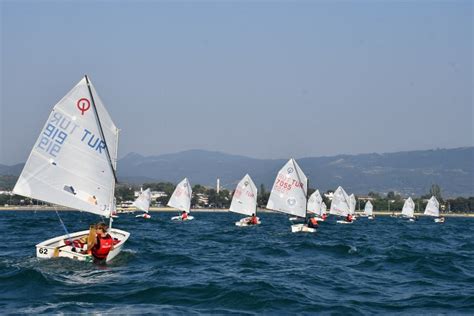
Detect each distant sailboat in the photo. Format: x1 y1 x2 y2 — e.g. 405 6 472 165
134 188 152 219
266 159 315 233
329 186 353 224
424 196 444 223
364 200 374 220
349 194 357 220
13 75 129 262
169 178 194 221
401 197 416 221
307 190 326 221
230 174 260 226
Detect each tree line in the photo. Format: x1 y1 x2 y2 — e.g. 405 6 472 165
1 180 473 213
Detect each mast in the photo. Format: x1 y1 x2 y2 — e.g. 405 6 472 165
85 75 118 184
85 75 118 224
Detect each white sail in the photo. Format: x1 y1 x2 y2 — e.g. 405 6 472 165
13 77 118 217
364 200 373 216
349 194 356 215
266 158 308 218
401 197 415 218
133 188 152 212
329 186 351 216
229 174 257 216
167 178 192 213
321 202 327 215
307 190 323 215
424 196 440 217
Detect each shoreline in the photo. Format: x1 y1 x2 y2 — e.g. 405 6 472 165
0 206 473 217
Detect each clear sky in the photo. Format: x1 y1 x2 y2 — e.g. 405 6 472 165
1 0 472 165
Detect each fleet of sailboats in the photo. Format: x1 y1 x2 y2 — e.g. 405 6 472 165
11 77 450 264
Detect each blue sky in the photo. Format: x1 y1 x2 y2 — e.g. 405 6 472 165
1 0 472 164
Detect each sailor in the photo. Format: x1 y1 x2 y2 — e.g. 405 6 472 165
181 211 188 221
307 216 318 228
248 213 258 225
345 214 353 223
90 222 114 264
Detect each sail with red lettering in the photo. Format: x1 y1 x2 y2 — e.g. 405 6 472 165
229 174 257 216
266 159 308 218
167 178 192 213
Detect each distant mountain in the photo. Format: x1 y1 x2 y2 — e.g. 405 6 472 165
1 147 473 196
118 147 474 197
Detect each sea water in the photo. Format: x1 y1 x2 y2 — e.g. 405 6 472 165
1 211 473 314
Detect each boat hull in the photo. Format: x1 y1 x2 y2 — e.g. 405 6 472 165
171 215 194 221
291 224 316 233
434 218 445 223
336 220 353 224
235 217 261 226
35 228 130 262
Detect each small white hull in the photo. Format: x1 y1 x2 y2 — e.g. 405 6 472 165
314 216 325 222
135 213 151 219
434 217 445 223
367 216 374 220
337 220 353 224
291 224 316 233
111 214 119 219
35 228 130 263
171 215 194 221
288 217 299 221
235 217 261 227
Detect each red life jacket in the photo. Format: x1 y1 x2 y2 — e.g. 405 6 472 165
92 234 113 259
182 212 188 220
250 216 258 225
310 217 318 226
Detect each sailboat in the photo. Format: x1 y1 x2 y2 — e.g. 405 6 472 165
134 188 152 219
169 178 194 221
364 200 374 220
13 75 130 262
321 201 327 216
266 159 315 233
329 186 353 224
424 196 444 223
230 174 260 226
349 194 357 220
307 190 326 221
401 197 416 221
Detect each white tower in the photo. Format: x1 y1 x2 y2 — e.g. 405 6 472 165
217 178 220 194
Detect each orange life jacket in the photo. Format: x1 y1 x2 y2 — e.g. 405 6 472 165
182 212 188 220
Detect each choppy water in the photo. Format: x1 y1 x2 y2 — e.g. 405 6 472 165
1 211 473 314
